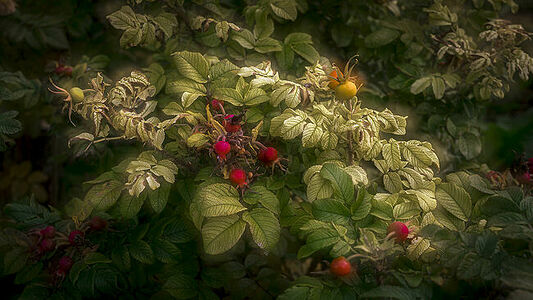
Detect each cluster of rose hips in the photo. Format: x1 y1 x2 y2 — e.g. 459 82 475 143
29 216 107 284
329 221 409 277
208 99 283 190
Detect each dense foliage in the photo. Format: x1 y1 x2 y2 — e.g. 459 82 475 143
1 0 533 299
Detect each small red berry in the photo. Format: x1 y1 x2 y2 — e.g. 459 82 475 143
330 256 352 276
39 239 55 253
229 168 247 187
54 65 65 74
68 230 84 245
58 256 73 272
40 226 56 238
210 99 224 111
258 147 278 165
388 221 409 242
214 141 231 159
88 216 107 231
528 158 533 174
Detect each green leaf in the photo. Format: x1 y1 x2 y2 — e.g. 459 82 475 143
14 262 42 284
0 111 22 135
307 174 334 202
298 228 339 258
320 163 354 203
361 285 419 300
410 77 431 95
365 28 400 48
393 201 421 220
458 132 482 160
351 187 372 220
243 88 269 106
196 183 246 217
291 42 320 64
84 180 123 211
119 192 147 219
172 51 209 83
244 186 280 214
301 123 323 148
164 274 198 299
312 198 351 225
270 0 298 21
149 182 170 213
166 78 207 95
152 238 181 263
401 141 434 167
436 183 472 221
242 208 280 250
384 141 402 165
254 37 282 53
231 29 255 49
129 240 154 264
383 172 403 193
370 197 393 220
107 6 137 30
202 215 246 255
181 92 204 108
212 87 244 106
433 205 465 231
4 248 28 275
431 76 445 99
281 115 306 139
84 252 112 264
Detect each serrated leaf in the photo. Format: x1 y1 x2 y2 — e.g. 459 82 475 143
365 28 400 48
242 208 280 250
202 215 246 255
281 115 306 139
393 201 421 220
320 163 354 204
129 240 154 264
84 180 123 212
351 187 372 220
301 123 323 148
245 186 280 214
312 198 350 225
119 192 146 219
410 77 431 95
307 174 334 202
149 182 170 213
172 51 209 83
196 183 246 217
164 274 198 299
458 132 481 160
270 0 298 21
436 183 472 221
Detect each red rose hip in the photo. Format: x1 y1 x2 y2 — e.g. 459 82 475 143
388 221 409 242
210 99 224 111
229 168 247 187
40 225 56 238
258 147 278 165
68 230 84 245
330 256 352 276
214 141 231 159
58 256 73 272
39 239 55 253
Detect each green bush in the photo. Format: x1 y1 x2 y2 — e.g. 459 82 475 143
1 0 532 299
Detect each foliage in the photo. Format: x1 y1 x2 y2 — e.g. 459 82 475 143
0 0 532 299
